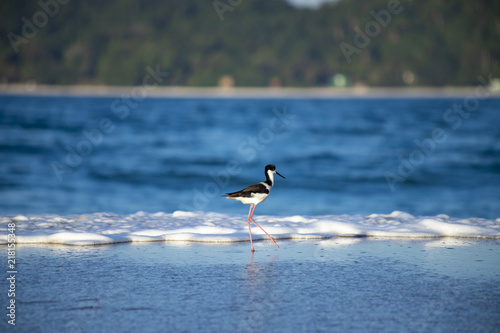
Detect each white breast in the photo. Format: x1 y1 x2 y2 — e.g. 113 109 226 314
237 192 269 205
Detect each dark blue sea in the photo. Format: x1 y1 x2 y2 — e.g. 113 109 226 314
1 94 499 219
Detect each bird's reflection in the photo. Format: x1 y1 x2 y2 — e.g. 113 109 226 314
236 251 279 332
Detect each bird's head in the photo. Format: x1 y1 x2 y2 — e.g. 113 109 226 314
265 164 285 179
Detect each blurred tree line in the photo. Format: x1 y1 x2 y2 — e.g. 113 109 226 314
1 0 499 87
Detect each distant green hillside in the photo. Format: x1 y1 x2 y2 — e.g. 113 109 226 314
1 0 499 87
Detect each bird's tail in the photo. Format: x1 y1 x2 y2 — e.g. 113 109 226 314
222 191 240 198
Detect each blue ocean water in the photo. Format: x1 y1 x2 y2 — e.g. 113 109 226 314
1 94 499 218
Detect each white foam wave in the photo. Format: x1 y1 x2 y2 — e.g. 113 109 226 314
1 211 499 246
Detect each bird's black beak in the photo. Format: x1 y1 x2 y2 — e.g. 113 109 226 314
276 171 286 179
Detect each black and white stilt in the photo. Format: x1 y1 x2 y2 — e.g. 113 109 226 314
223 164 285 252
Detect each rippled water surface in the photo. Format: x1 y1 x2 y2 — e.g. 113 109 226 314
1 95 499 218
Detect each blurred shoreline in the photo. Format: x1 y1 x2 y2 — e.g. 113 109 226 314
1 83 499 98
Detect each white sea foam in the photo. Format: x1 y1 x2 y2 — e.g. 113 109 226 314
1 211 499 246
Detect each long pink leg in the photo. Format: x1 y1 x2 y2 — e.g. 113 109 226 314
249 205 279 248
247 204 255 252
249 203 257 218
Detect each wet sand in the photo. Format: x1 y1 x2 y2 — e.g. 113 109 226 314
2 238 499 332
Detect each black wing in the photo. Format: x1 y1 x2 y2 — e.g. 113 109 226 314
223 183 269 198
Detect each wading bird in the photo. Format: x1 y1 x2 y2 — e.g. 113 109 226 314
223 164 285 251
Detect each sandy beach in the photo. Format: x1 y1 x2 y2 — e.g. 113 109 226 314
1 83 499 98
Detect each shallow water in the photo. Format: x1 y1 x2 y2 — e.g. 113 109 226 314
2 239 499 332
